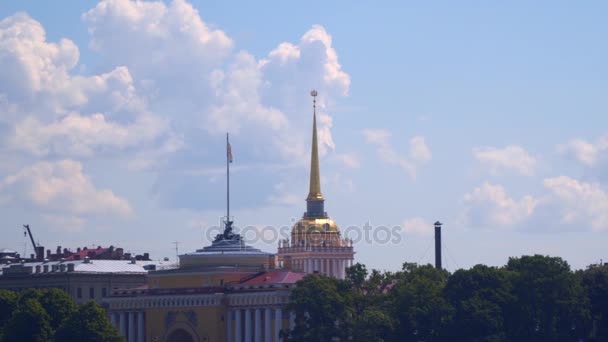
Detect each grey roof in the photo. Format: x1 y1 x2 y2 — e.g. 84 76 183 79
0 248 16 254
0 259 176 276
186 239 271 257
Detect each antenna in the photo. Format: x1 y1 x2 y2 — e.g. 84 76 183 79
173 241 179 265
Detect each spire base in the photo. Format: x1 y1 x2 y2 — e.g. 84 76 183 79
305 199 327 218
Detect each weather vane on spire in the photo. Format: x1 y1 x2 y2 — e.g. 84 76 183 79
311 89 318 113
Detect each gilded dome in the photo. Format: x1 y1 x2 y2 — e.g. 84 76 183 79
291 217 340 235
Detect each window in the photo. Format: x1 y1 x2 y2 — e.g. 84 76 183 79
77 288 82 298
89 287 95 299
102 288 107 297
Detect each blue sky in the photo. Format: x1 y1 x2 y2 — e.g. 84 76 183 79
1 1 607 271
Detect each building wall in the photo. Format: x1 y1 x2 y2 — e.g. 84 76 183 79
0 273 146 305
146 305 226 342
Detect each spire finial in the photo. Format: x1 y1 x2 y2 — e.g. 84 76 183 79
307 90 323 202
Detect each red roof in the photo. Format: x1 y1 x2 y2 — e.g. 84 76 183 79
240 271 306 285
65 248 109 260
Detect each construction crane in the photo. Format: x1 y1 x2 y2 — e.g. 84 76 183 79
23 224 43 261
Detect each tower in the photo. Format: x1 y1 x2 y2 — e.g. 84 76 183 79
277 90 355 279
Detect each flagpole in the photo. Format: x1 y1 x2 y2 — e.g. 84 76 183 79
226 132 230 222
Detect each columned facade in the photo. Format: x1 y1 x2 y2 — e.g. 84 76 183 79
224 290 292 342
113 310 145 342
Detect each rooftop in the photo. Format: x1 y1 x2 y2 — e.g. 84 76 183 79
0 259 175 277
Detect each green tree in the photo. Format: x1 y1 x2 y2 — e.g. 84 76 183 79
38 288 77 330
505 255 590 342
388 263 451 342
443 265 514 342
352 308 394 342
286 274 353 341
0 290 17 334
1 298 53 342
579 263 608 340
55 301 125 342
346 263 368 290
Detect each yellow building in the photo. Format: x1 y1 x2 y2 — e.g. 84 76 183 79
106 91 354 342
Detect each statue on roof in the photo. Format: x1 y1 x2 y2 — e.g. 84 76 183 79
213 220 241 242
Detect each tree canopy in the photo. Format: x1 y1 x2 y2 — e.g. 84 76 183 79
287 254 604 342
0 289 123 342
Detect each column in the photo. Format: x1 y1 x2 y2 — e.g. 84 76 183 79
264 308 271 342
339 260 344 279
289 311 296 331
274 308 282 342
314 258 319 273
306 259 311 273
235 309 242 342
227 310 233 342
255 309 262 342
110 312 118 328
119 312 127 338
245 308 252 342
128 312 135 342
137 311 144 342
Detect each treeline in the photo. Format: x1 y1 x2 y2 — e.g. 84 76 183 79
286 255 608 342
0 288 124 342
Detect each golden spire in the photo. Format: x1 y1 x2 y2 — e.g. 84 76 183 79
307 90 324 201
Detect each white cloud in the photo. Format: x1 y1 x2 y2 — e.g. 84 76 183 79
1 2 354 215
543 176 608 231
9 112 168 157
82 0 233 89
463 182 538 227
0 160 132 217
363 129 432 179
557 136 608 166
83 1 350 167
0 13 177 161
205 51 288 134
403 217 433 236
410 136 432 164
473 145 537 176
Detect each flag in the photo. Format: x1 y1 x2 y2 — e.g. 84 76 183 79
227 141 233 163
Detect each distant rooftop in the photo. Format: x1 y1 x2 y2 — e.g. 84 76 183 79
0 259 176 277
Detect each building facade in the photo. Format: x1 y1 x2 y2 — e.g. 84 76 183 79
105 92 356 342
0 258 165 305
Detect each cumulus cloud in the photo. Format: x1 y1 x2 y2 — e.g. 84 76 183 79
363 129 431 179
9 112 168 157
0 12 175 161
82 0 233 93
83 1 350 164
0 160 132 217
463 182 538 228
543 176 608 231
557 136 608 167
473 145 537 176
461 177 608 232
1 1 353 215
